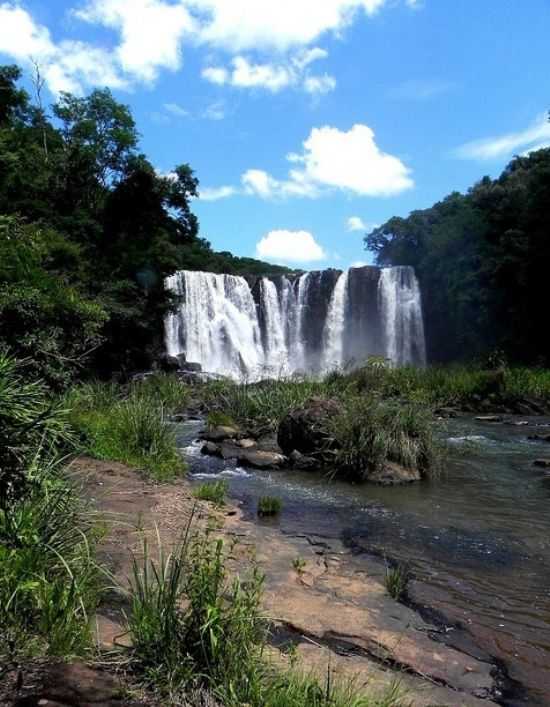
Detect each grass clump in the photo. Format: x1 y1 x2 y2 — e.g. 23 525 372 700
193 480 228 506
384 563 409 602
257 496 283 517
207 410 236 429
126 526 405 706
67 380 186 481
331 396 440 482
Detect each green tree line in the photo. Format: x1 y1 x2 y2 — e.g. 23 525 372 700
0 64 292 386
365 143 550 366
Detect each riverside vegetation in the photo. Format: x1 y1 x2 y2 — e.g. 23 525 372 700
0 351 408 706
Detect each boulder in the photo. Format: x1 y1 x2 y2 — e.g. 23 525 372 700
289 450 318 470
181 361 202 373
534 459 550 468
528 433 550 443
475 415 503 423
238 450 287 469
278 397 342 456
157 353 180 373
202 425 240 442
201 441 222 457
235 438 256 449
368 462 421 485
434 406 459 419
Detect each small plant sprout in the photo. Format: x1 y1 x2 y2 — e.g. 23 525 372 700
292 557 307 574
384 561 409 601
257 496 283 517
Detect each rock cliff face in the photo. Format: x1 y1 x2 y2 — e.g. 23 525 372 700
165 265 426 380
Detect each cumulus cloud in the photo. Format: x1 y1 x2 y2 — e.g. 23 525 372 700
189 0 388 52
0 3 127 94
256 229 326 262
202 49 335 94
454 114 550 161
201 124 413 201
74 0 193 82
245 124 412 198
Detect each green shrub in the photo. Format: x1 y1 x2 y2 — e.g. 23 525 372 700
331 397 440 481
207 410 236 429
131 374 189 416
193 480 228 506
257 496 282 517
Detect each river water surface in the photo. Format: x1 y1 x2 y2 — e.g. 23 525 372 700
178 416 550 705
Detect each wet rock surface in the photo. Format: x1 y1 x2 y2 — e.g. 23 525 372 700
278 397 341 456
368 461 421 485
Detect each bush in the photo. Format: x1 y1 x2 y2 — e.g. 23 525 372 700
257 496 282 517
207 410 235 429
67 382 186 481
331 397 440 482
131 374 189 416
193 481 228 506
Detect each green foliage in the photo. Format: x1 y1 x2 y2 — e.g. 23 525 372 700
384 563 409 602
0 64 295 380
292 557 307 574
207 410 236 429
193 481 228 506
366 149 550 365
0 350 74 503
257 496 283 517
0 217 107 388
331 397 440 481
0 355 100 656
67 381 185 481
132 374 189 415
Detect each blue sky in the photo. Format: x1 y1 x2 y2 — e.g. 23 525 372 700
1 1 549 269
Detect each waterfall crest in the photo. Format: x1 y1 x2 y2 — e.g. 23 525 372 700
165 266 426 380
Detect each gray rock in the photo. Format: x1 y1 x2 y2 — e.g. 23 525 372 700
238 450 287 469
181 361 202 372
289 450 317 470
202 425 240 442
528 433 550 443
475 415 503 423
534 459 550 468
278 397 342 456
368 462 421 485
201 441 222 457
157 353 180 373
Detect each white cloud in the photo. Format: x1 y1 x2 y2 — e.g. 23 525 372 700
256 229 326 262
0 3 127 94
389 78 453 101
347 216 380 231
189 0 388 52
201 65 229 84
164 102 190 117
198 185 238 200
202 49 335 94
203 124 413 202
303 73 336 95
75 0 194 82
243 124 412 198
347 216 367 231
454 114 550 161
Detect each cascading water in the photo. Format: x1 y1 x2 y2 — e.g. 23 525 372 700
378 266 426 366
165 265 426 379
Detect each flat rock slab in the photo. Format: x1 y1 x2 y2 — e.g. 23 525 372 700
475 415 503 422
534 459 550 468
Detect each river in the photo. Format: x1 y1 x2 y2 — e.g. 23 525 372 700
177 416 550 706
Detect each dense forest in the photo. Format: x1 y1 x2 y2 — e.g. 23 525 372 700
0 64 292 386
365 141 550 366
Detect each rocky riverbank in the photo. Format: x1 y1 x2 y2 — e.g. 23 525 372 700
22 455 512 707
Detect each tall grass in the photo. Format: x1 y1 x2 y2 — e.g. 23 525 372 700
126 525 407 706
0 352 100 656
331 397 440 481
67 379 186 481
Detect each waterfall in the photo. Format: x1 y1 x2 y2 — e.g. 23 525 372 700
165 266 426 380
320 270 349 373
378 266 426 366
